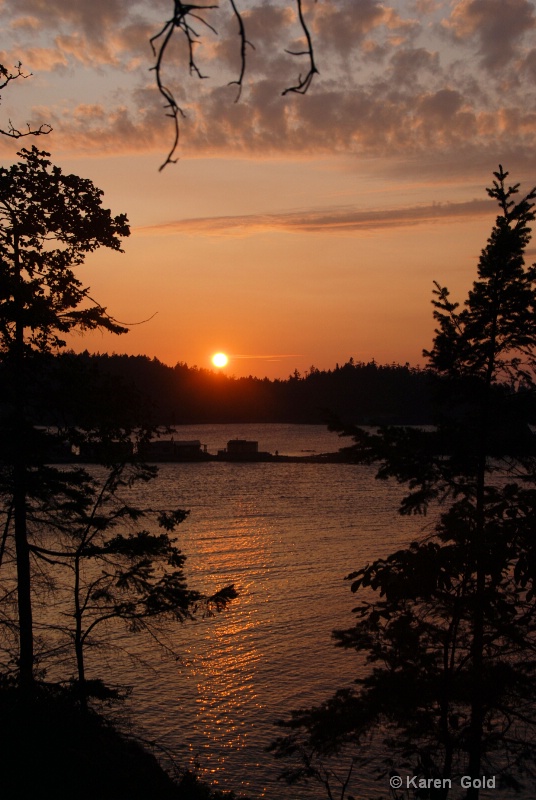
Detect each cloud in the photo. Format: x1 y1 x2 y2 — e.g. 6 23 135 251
444 0 536 69
136 198 495 238
72 103 107 121
10 16 41 31
10 0 133 39
418 88 464 118
231 354 304 360
312 0 419 55
3 1 155 72
389 47 440 85
16 78 535 178
523 47 536 78
179 82 536 160
410 0 441 13
8 58 534 175
0 97 166 159
2 1 536 171
0 46 69 72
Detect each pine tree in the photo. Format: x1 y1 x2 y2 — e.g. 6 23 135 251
271 168 536 799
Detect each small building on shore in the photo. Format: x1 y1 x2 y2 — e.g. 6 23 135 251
217 439 273 461
138 439 204 461
227 439 258 456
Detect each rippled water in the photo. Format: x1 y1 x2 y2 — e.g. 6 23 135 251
84 425 425 798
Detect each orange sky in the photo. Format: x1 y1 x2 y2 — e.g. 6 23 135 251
1 1 535 379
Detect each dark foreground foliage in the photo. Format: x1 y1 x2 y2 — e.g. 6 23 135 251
270 168 536 800
0 682 246 800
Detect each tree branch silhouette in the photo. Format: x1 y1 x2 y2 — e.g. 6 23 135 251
151 1 317 168
0 63 52 139
150 2 218 171
227 0 254 102
282 0 318 96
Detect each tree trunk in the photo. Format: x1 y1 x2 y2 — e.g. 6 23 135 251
12 228 34 690
466 321 497 799
74 553 88 712
13 462 33 691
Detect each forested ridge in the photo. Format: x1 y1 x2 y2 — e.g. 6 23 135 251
41 353 435 425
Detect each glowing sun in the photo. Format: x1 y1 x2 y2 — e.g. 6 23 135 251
212 352 228 368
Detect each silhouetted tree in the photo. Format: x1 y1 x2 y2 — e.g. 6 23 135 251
0 146 129 689
0 148 236 709
271 167 536 799
21 460 236 710
40 352 431 426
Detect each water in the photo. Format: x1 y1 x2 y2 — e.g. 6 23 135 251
161 422 350 458
79 425 424 798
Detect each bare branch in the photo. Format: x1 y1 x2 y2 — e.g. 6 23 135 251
0 119 53 139
282 0 318 96
150 2 218 170
0 62 52 138
227 0 255 102
152 1 317 165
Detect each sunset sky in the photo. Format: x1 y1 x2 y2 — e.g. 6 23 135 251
1 0 535 379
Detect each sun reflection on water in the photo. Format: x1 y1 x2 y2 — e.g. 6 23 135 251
85 440 421 799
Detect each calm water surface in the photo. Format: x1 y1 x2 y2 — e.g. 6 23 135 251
87 425 426 799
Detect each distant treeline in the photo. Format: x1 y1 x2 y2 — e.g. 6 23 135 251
45 352 435 425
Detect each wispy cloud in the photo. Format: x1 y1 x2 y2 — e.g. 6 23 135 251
444 0 536 70
231 354 304 361
136 198 495 238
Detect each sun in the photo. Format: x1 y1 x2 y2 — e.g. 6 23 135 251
212 352 228 368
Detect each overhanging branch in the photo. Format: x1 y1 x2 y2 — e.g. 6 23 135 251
152 0 317 167
283 0 318 96
0 62 52 139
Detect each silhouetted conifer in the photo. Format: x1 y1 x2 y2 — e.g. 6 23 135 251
271 167 536 799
